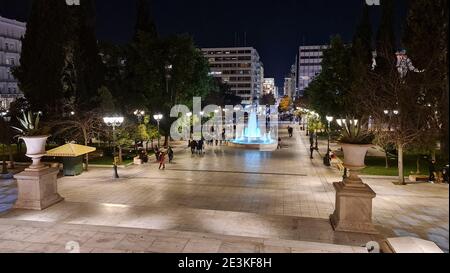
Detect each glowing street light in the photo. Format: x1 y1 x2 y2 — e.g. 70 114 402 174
324 116 334 167
134 110 146 123
103 116 124 179
153 114 163 147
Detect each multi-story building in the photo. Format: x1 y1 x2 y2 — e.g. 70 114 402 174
289 63 297 99
262 78 277 96
201 47 264 105
283 77 293 98
297 45 329 97
0 16 26 109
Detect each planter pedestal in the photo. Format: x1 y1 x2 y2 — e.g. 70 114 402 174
14 167 64 210
330 179 378 235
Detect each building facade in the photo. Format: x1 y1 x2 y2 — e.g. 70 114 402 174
201 47 264 105
0 16 26 109
289 63 297 99
297 45 329 97
283 77 294 98
262 78 278 99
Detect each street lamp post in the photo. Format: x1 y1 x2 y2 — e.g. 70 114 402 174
384 109 399 131
103 117 124 179
324 116 334 167
186 112 193 139
134 110 146 123
165 63 173 103
154 114 163 147
336 119 348 179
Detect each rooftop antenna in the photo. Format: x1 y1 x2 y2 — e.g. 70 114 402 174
244 32 247 47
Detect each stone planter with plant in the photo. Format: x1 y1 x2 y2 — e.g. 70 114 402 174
12 111 50 170
330 118 379 234
337 118 375 186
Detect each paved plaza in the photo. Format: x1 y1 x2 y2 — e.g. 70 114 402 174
0 125 448 253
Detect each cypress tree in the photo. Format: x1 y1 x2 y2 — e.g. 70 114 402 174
349 4 373 118
70 0 105 111
375 0 397 73
353 4 373 66
13 0 70 114
134 0 158 41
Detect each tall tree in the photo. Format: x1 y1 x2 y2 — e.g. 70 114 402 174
348 4 373 118
306 36 351 118
13 0 70 114
69 0 105 112
402 0 449 161
134 0 158 41
375 0 397 74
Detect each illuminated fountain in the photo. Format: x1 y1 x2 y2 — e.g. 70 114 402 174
229 107 277 150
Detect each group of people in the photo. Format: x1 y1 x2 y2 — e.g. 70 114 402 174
428 159 449 184
189 139 205 155
153 146 174 170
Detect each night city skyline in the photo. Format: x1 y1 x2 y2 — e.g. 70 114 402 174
0 0 407 87
0 0 448 258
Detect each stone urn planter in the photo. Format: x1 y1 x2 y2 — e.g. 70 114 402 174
330 142 378 234
341 143 373 186
20 135 50 170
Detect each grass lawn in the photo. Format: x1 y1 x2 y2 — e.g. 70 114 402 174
89 156 134 166
361 155 427 176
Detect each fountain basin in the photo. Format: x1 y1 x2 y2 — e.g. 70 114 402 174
229 138 277 151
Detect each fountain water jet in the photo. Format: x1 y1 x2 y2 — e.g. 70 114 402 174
229 108 277 150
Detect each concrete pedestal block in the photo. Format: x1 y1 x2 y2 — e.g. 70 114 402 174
381 237 444 253
13 167 64 210
330 181 379 235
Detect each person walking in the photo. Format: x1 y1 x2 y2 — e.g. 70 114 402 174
190 140 197 155
277 137 282 149
198 139 204 154
309 133 315 159
154 146 160 162
221 128 226 145
168 146 174 163
429 159 437 183
288 126 293 138
159 150 166 170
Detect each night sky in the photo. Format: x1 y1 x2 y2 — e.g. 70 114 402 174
0 0 407 87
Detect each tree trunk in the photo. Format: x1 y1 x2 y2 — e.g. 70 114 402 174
385 150 390 168
164 135 169 148
83 128 89 172
118 146 123 164
398 144 405 185
416 155 421 174
7 144 14 169
440 78 449 162
1 156 7 174
1 145 7 174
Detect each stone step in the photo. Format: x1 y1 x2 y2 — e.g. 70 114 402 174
0 219 368 253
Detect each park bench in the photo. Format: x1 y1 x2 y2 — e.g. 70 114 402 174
133 156 143 165
408 174 429 182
